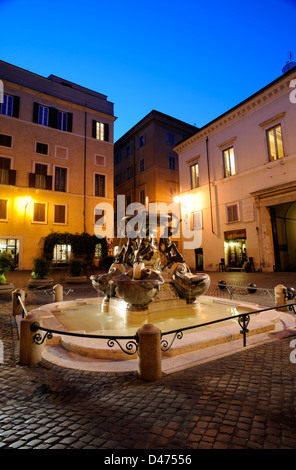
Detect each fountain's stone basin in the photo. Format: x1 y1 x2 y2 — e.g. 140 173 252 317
30 296 279 362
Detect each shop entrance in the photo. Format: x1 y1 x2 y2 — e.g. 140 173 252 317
224 230 247 269
0 238 20 269
269 201 296 271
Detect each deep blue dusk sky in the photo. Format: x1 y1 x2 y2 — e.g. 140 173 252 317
1 0 295 141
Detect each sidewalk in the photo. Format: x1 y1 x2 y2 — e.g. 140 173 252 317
0 270 296 450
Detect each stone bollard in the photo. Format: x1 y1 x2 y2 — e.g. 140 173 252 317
20 314 44 365
53 284 63 302
12 289 26 316
274 284 287 312
137 324 162 381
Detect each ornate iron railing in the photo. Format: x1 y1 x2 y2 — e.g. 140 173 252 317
16 292 296 357
161 302 296 351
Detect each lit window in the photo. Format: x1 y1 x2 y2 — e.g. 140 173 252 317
35 163 48 189
266 125 284 161
190 163 199 189
93 120 109 141
223 147 236 177
33 202 46 223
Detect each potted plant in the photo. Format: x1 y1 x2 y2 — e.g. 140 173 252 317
28 257 54 288
0 253 15 295
66 259 87 283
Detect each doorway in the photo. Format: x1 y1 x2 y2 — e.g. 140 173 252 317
224 230 247 268
269 201 296 271
0 238 20 269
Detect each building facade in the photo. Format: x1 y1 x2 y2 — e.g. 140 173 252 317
114 110 196 247
0 60 115 269
176 66 296 272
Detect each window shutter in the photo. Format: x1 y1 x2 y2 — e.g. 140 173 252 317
8 169 16 185
48 107 58 128
12 96 20 118
29 172 36 187
33 103 39 123
92 120 97 138
104 123 109 142
67 113 73 132
46 175 52 190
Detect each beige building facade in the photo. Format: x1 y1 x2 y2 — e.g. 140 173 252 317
0 60 115 269
176 66 296 272
114 110 196 246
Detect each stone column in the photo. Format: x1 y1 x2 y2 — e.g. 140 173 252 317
20 314 44 365
12 289 26 316
274 284 287 312
137 324 162 381
54 284 63 302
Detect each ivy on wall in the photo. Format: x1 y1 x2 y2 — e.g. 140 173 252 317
42 232 108 261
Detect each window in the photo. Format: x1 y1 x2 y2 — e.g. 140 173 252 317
169 155 177 170
167 132 175 145
33 103 72 132
36 142 48 155
226 203 240 223
266 124 284 161
53 244 71 264
35 163 48 189
0 134 12 147
126 144 131 157
191 211 203 230
139 188 145 205
0 157 16 185
95 174 105 197
126 166 132 180
54 167 67 192
1 94 13 116
0 200 8 220
58 111 68 131
53 204 66 224
115 174 121 187
115 153 121 165
38 105 49 126
139 158 145 173
92 120 109 141
0 94 19 118
29 164 52 190
138 134 145 148
190 163 199 189
223 147 236 177
33 202 46 223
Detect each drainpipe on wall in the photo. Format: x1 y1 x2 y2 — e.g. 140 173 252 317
206 136 214 234
84 111 87 233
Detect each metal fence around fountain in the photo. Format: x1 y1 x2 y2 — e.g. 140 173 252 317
16 292 296 356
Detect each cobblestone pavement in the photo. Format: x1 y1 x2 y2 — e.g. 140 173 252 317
0 270 296 453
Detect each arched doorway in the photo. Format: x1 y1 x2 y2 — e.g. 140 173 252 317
270 201 296 271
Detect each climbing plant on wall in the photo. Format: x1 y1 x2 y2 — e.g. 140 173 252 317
42 232 108 262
